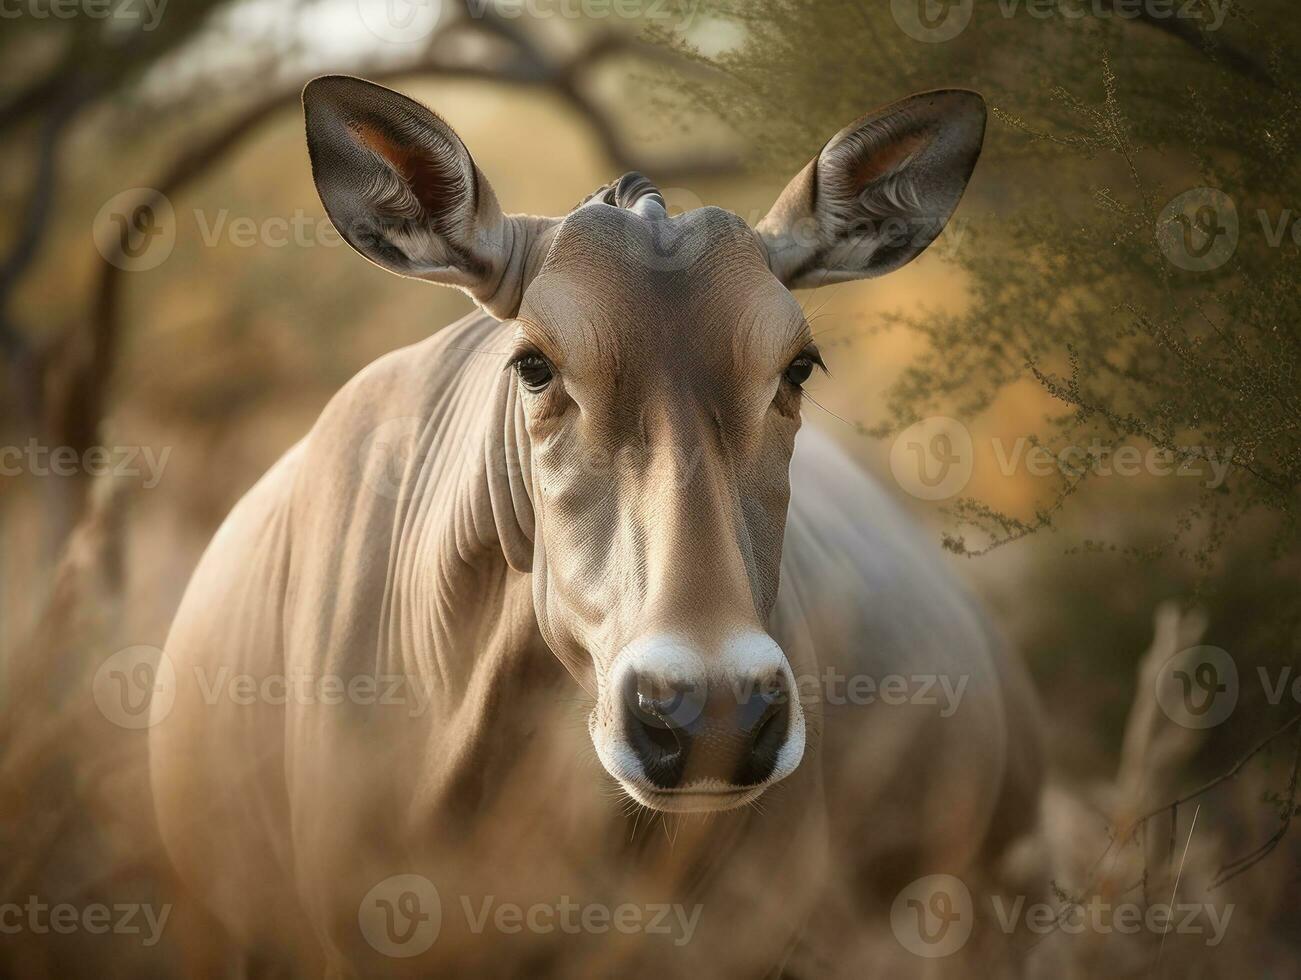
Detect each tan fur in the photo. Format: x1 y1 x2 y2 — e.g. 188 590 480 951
149 77 1043 976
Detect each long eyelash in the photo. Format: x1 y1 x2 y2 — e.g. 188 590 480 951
504 348 543 372
805 345 829 375
802 390 853 426
787 345 829 392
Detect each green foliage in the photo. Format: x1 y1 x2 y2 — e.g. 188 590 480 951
652 0 1299 567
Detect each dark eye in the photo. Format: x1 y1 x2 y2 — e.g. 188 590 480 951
514 353 554 392
783 348 824 389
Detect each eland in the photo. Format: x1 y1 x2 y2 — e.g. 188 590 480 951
149 76 1044 977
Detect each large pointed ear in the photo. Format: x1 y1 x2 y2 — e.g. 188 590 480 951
303 75 555 319
757 90 986 288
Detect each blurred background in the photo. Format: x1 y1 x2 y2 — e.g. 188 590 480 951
0 0 1297 975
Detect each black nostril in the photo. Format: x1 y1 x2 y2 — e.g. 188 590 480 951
622 671 691 789
619 669 793 791
635 691 683 757
734 675 791 787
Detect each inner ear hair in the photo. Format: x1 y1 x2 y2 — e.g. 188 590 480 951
303 75 561 320
758 89 986 288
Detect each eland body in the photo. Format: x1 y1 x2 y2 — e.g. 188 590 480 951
149 76 1043 977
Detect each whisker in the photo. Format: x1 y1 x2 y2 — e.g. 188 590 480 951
630 803 646 841
802 392 855 428
800 289 835 326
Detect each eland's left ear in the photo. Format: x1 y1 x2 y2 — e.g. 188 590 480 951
757 90 986 288
303 75 557 319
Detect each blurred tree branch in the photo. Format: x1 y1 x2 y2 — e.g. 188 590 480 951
2 1 738 544
1127 711 1301 889
1100 0 1278 86
0 80 94 439
0 0 233 535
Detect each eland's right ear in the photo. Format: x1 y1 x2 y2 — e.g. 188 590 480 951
303 75 557 319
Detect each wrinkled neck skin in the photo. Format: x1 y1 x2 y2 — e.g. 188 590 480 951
284 315 825 978
376 321 555 815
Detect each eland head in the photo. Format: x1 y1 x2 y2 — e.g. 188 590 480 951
303 75 985 812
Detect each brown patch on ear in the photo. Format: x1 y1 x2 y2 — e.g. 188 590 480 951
851 130 929 186
350 120 465 220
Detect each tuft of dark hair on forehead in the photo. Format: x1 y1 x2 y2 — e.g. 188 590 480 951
575 172 666 216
